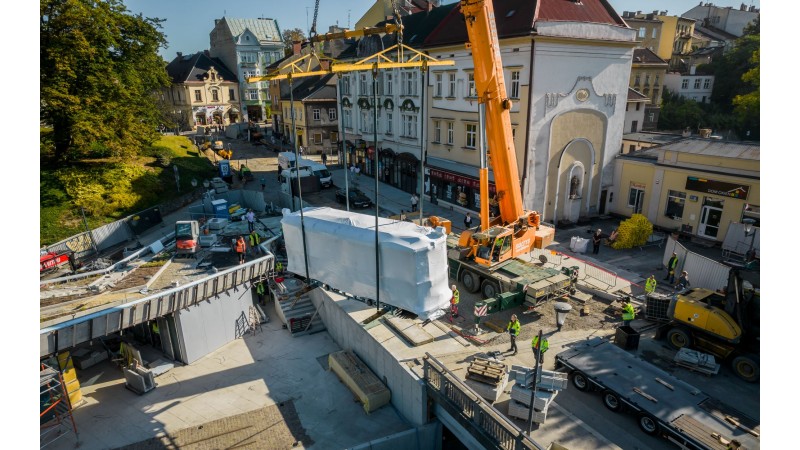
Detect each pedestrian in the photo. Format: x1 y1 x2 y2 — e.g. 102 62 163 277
675 271 690 291
321 152 327 165
249 229 262 255
410 193 418 212
506 314 521 355
449 284 460 320
260 177 266 191
464 212 473 229
355 165 361 177
245 209 256 232
664 252 679 283
644 275 657 295
349 163 355 175
235 235 246 264
622 298 635 327
400 210 407 221
592 229 602 255
531 334 549 367
384 167 390 183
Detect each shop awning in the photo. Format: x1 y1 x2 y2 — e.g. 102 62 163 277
426 156 495 183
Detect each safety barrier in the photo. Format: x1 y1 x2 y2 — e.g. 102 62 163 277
39 255 273 357
582 261 618 288
423 353 543 450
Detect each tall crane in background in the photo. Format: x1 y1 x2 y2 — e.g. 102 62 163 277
455 0 555 267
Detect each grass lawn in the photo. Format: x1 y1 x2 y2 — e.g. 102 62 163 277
40 135 217 246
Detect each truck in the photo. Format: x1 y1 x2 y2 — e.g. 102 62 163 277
175 220 199 257
645 268 760 382
556 337 759 450
446 0 566 306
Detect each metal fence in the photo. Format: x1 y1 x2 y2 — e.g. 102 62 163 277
663 237 730 291
423 353 543 450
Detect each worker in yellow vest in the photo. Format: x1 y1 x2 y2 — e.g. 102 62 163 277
622 300 636 327
645 275 657 295
151 321 161 349
532 334 549 367
249 230 261 255
506 314 521 355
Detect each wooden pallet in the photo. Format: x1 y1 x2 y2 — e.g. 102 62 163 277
467 358 506 385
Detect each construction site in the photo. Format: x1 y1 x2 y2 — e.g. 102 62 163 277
38 2 761 449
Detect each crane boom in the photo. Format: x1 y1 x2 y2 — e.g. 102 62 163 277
460 0 524 224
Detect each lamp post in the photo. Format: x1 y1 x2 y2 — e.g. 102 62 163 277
742 218 757 264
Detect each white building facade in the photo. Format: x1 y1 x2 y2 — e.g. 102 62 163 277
663 72 715 104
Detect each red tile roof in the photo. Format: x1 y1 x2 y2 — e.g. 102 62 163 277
537 0 625 26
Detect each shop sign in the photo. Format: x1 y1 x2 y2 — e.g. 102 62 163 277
685 176 749 200
429 168 495 192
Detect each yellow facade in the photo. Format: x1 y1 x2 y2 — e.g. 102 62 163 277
654 16 695 64
614 142 759 242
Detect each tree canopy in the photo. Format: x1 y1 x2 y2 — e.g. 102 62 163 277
41 0 171 162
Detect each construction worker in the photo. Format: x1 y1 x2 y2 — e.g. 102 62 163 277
531 334 549 367
664 252 679 283
249 230 261 255
645 275 657 295
675 271 691 291
450 284 460 319
255 281 266 304
275 261 284 274
151 321 161 349
235 235 246 264
506 314 521 355
622 299 636 327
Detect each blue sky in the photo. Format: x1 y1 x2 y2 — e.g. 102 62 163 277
124 0 761 59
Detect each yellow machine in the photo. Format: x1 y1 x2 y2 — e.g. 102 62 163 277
665 269 759 382
451 0 555 267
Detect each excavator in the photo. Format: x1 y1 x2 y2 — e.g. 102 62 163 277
455 0 555 268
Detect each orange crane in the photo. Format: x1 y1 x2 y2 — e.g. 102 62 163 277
456 0 554 267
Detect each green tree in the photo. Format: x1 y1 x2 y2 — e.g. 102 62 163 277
41 0 171 161
658 88 706 131
282 28 306 54
733 49 759 140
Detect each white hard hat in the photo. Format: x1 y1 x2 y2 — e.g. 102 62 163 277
452 284 457 290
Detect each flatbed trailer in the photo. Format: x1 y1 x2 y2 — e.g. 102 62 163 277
556 337 759 450
446 235 572 305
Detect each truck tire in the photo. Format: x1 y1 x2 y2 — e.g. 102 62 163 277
571 371 590 392
731 354 759 383
602 390 622 412
638 413 660 435
481 280 500 299
666 327 692 350
460 270 481 293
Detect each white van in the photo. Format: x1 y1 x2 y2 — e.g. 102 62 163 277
299 159 332 188
277 152 297 171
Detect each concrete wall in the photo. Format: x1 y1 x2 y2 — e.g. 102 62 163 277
348 422 442 450
312 289 429 426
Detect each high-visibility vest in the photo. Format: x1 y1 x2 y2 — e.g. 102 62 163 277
451 289 460 305
668 256 678 273
256 282 265 295
151 322 159 334
249 232 260 246
622 303 635 321
532 336 549 353
507 320 520 336
645 277 657 294
235 238 245 253
276 262 283 272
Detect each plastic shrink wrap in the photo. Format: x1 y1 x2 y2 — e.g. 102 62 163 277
281 207 451 318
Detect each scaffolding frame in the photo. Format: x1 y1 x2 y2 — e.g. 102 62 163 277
40 364 78 448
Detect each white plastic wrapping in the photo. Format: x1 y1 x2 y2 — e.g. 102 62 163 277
281 207 451 318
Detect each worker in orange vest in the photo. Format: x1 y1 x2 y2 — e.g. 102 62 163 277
235 235 246 264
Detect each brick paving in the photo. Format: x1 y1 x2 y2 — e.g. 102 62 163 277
118 402 313 450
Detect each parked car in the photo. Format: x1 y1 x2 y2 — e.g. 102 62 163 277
335 188 373 209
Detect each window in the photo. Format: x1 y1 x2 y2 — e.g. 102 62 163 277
433 120 441 143
360 73 368 94
664 190 686 219
343 110 352 129
628 185 645 209
643 87 649 96
652 28 657 39
194 90 202 101
360 110 373 133
313 133 322 145
240 52 257 63
386 112 393 134
510 70 520 98
247 89 259 100
385 72 393 95
639 27 646 38
401 71 418 96
636 102 641 111
212 90 219 102
645 74 650 86
694 78 701 89
376 73 384 95
342 77 351 95
229 88 236 101
446 121 454 144
448 73 456 97
465 123 477 148
703 78 711 89
681 78 689 89
328 109 337 121
654 75 660 86
402 114 417 138
634 74 641 86
434 73 443 97
652 88 659 101
313 109 320 121
648 112 656 122
467 73 476 98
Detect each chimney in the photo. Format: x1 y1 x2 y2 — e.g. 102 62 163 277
292 40 302 55
177 52 183 58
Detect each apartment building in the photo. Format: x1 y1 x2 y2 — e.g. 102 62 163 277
164 52 240 128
